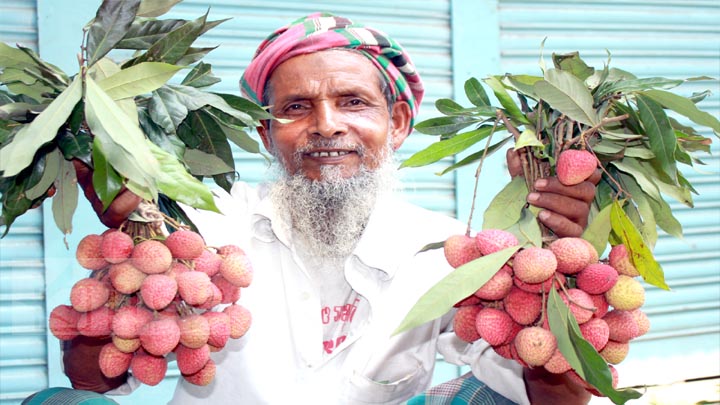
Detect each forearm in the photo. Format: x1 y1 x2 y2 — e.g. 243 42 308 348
63 336 128 393
523 367 591 405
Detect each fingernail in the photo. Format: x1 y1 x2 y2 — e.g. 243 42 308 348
528 192 539 202
538 210 550 221
535 179 548 188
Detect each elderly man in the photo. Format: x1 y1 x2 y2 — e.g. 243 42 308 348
63 13 596 405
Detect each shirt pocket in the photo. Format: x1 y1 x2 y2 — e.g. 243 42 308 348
342 360 426 404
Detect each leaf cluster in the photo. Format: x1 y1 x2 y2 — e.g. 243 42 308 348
0 0 273 237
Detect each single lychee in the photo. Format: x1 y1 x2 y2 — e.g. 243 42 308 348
70 278 110 312
474 229 519 255
197 283 222 310
112 336 141 353
139 318 181 356
589 294 610 319
211 275 241 304
165 230 205 260
203 311 231 349
109 261 146 294
514 326 557 367
544 348 572 374
600 340 630 364
444 234 482 268
514 273 566 294
183 358 216 386
219 252 254 288
556 149 597 186
99 342 133 378
77 306 114 337
167 261 191 280
193 249 222 277
176 271 213 306
131 350 168 386
561 288 595 324
579 238 599 264
223 304 252 339
603 310 639 343
608 244 640 277
549 237 594 275
111 305 154 339
503 287 543 326
475 307 516 346
176 344 210 375
100 230 134 264
131 239 173 275
178 314 211 349
493 344 513 360
76 234 109 270
140 274 178 311
630 309 651 337
49 304 81 340
453 305 482 343
576 263 618 295
513 247 557 284
579 318 610 352
605 275 645 311
217 245 244 257
474 270 513 301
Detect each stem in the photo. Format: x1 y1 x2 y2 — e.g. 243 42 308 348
465 117 499 235
497 110 534 192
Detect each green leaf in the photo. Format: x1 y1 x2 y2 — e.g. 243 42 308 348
514 128 544 149
610 200 669 290
416 241 445 254
0 75 82 177
611 159 662 202
483 75 530 125
0 176 34 237
175 46 218 66
180 109 234 170
147 141 220 213
116 18 186 49
642 89 720 134
435 136 513 176
597 77 683 98
57 130 92 164
0 42 38 69
160 84 257 126
413 115 481 135
620 173 659 248
91 143 123 210
552 52 595 81
25 148 61 200
393 246 520 335
129 11 208 66
533 69 598 126
149 87 186 134
183 148 233 176
86 0 141 66
501 74 542 98
582 202 612 256
464 77 491 107
216 93 274 121
400 125 497 168
98 62 183 100
136 0 182 17
483 176 528 230
635 94 677 183
592 139 655 159
435 98 471 115
505 206 543 248
16 45 69 87
52 157 78 242
138 108 184 159
181 62 221 88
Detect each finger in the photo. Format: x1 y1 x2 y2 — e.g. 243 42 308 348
587 168 602 185
537 209 584 238
528 191 589 228
506 148 523 177
534 177 596 203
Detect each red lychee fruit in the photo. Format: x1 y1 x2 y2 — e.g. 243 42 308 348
100 230 134 264
139 318 181 356
579 318 610 352
49 304 81 340
203 311 231 349
108 261 146 294
176 344 210 375
630 309 651 337
165 230 205 260
99 342 133 378
193 249 222 277
176 271 213 306
140 274 178 311
474 270 513 301
178 314 210 349
475 307 516 346
474 229 519 256
504 287 543 326
77 306 114 337
576 263 618 295
444 234 482 268
608 244 640 277
605 275 645 311
514 326 557 367
131 239 173 275
589 294 610 319
111 305 154 339
217 244 244 257
544 348 572 374
212 275 241 304
70 278 110 312
556 149 597 186
493 344 513 360
514 273 566 294
197 283 222 310
223 304 252 339
131 350 168 386
549 237 594 275
561 288 595 324
76 234 109 270
453 305 482 343
219 252 253 288
513 247 557 284
603 310 639 343
600 340 630 364
183 358 216 386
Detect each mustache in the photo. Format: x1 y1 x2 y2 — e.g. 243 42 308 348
295 139 366 155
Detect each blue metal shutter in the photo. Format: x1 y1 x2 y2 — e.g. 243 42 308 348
493 0 720 388
0 1 47 403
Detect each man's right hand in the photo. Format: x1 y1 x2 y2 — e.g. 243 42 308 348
73 160 142 229
63 336 128 393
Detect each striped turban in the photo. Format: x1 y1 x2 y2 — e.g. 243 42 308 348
240 13 424 127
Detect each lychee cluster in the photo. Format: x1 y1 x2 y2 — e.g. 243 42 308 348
49 228 253 387
445 230 649 397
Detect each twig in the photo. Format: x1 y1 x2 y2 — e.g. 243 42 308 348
465 117 500 235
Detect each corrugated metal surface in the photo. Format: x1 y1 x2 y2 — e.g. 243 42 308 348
496 0 720 383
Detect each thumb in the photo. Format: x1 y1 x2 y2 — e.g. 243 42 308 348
506 148 523 177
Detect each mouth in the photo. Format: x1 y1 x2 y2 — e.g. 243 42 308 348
306 150 353 158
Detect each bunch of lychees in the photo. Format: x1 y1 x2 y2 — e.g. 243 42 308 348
49 227 253 387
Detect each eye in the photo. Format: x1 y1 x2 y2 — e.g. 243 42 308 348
346 98 366 107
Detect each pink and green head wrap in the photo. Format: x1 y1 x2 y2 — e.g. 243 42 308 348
240 12 425 126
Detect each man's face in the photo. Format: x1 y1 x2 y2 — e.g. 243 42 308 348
258 50 411 181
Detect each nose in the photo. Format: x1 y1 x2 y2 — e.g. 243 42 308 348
310 102 347 138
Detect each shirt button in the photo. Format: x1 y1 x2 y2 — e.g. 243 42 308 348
300 291 311 301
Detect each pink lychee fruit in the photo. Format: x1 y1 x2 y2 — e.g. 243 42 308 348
475 307 516 346
605 275 645 311
140 274 178 311
70 278 110 312
176 271 213 306
108 261 146 294
444 234 482 268
217 244 244 257
608 244 640 277
167 261 191 280
549 237 594 275
77 306 114 337
630 309 651 337
112 336 141 353
493 344 513 360
165 230 205 260
219 252 254 288
589 294 610 319
513 247 557 284
503 287 543 326
111 305 154 339
197 283 222 310
579 318 610 352
131 350 167 386
561 288 595 324
514 326 557 367
76 234 109 270
474 229 519 256
49 304 81 340
193 249 222 277
203 311 231 349
474 270 513 301
175 343 210 375
514 273 566 294
603 310 639 343
183 358 216 386
131 239 173 275
223 304 252 339
139 318 181 356
100 230 134 264
178 314 211 349
600 340 630 364
211 275 241 304
453 305 482 343
99 342 133 378
556 149 597 186
544 348 572 374
576 263 618 295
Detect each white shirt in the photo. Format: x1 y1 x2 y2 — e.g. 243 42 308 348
141 182 526 404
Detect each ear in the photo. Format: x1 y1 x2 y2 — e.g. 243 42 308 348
389 100 412 150
257 121 272 152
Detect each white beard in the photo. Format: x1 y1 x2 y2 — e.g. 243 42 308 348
268 140 398 263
